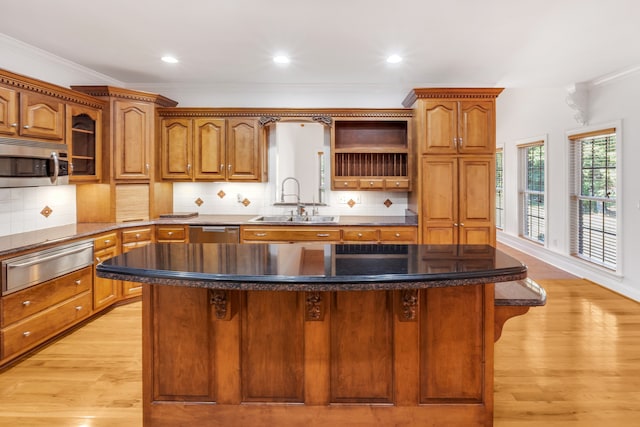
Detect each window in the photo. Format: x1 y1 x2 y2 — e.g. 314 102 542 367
496 149 504 229
569 128 617 269
519 142 545 243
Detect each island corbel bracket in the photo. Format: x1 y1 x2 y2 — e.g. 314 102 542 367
399 289 419 321
209 289 234 320
305 291 325 321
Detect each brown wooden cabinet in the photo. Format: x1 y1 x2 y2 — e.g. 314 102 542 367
156 225 188 242
0 85 64 141
421 99 495 155
0 266 92 362
161 116 264 182
121 226 153 298
241 225 416 244
67 105 102 182
331 117 412 191
93 232 121 310
404 88 502 246
421 156 495 245
113 100 154 181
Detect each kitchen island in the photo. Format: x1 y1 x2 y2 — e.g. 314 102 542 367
97 243 539 427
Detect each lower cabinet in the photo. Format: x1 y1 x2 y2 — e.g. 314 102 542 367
93 232 121 310
0 266 93 363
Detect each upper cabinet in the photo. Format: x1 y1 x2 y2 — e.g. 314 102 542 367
330 113 412 191
0 83 64 142
421 100 494 155
158 110 266 182
67 105 102 182
113 100 154 180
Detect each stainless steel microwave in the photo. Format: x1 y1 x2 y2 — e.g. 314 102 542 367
0 138 69 187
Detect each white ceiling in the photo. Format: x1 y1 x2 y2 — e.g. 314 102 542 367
2 0 639 91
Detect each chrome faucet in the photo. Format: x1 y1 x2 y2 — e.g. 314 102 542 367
280 176 304 216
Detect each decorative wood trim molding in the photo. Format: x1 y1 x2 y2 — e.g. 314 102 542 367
400 289 419 321
209 289 230 320
402 88 504 107
157 107 413 119
0 68 106 109
258 115 281 126
305 291 324 321
71 85 179 107
312 115 333 126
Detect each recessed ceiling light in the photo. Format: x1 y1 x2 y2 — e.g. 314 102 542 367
161 56 179 64
273 55 290 64
386 54 402 64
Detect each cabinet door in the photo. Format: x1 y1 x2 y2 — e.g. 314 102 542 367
421 156 458 244
458 156 495 245
226 118 261 181
114 100 152 180
19 92 65 141
422 101 457 154
93 246 120 310
67 105 102 182
194 118 226 180
0 86 18 136
457 101 494 154
161 118 192 179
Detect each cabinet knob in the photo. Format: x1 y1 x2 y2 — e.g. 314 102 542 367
167 231 173 236
22 300 31 307
104 239 111 245
135 233 141 239
10 123 18 128
395 181 400 187
187 163 192 173
23 125 30 129
357 233 363 237
228 164 232 172
96 256 102 263
75 280 81 285
23 331 31 337
454 223 458 227
255 233 267 237
75 306 83 311
220 164 224 171
316 233 330 237
145 163 150 172
343 182 349 187
459 137 463 147
460 222 464 227
369 181 374 186
395 233 401 238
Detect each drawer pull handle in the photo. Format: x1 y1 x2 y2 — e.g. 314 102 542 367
23 125 30 129
104 239 111 245
316 233 330 237
255 233 267 237
96 256 102 263
75 280 81 285
75 306 83 311
22 300 31 307
23 331 31 337
10 123 18 128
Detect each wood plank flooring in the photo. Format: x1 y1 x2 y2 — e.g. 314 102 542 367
0 245 638 426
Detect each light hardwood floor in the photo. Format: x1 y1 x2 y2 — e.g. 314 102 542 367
0 245 638 426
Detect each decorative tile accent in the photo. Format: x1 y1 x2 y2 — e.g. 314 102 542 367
217 190 226 199
40 205 53 218
242 198 251 207
384 199 393 208
195 197 204 206
347 199 356 208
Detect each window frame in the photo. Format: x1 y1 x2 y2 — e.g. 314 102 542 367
568 122 621 273
517 137 547 245
495 147 505 230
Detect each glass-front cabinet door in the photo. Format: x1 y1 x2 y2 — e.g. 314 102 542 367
67 105 102 182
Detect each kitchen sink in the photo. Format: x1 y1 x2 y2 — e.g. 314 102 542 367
249 215 340 224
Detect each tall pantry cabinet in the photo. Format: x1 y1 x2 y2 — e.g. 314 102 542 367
71 86 178 222
403 88 503 246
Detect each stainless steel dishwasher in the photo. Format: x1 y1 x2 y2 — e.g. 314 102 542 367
188 226 240 243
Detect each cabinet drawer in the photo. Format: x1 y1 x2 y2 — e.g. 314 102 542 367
384 178 410 190
94 232 118 251
122 241 151 253
359 178 384 189
333 179 358 189
1 291 92 360
342 229 379 242
156 226 186 242
2 266 92 326
379 228 417 243
122 227 153 244
242 228 341 242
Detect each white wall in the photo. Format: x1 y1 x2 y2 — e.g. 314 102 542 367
496 72 640 301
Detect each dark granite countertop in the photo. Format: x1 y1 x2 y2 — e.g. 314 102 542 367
97 243 528 292
0 214 417 257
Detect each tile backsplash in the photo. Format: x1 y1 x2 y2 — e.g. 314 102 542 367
172 182 408 217
0 185 77 237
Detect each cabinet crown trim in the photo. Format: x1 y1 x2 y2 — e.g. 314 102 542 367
402 88 504 107
71 85 178 107
156 107 413 119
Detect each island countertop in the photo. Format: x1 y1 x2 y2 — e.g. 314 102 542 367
96 243 527 291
